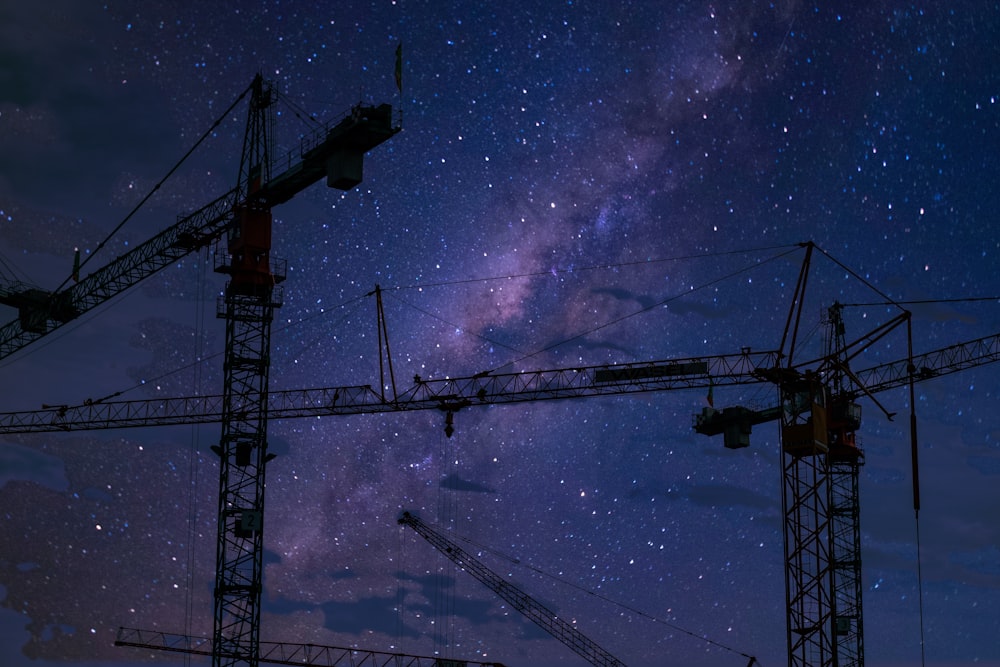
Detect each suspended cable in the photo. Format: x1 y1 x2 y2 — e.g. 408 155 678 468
0 248 33 285
275 89 325 128
51 79 256 296
435 427 461 659
277 298 368 371
11 243 798 397
448 529 758 663
914 514 927 666
36 291 369 407
182 247 209 667
811 246 909 315
486 245 801 374
396 524 405 651
379 246 799 381
385 243 801 293
381 289 528 358
906 314 927 667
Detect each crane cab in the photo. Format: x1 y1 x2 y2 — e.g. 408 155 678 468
780 374 829 457
828 398 863 463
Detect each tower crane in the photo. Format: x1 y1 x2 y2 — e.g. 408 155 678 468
696 249 911 667
2 110 997 667
398 512 626 667
0 76 395 363
0 73 398 667
114 626 508 667
3 298 997 667
2 306 998 665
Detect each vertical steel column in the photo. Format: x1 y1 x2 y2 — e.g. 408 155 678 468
212 74 279 667
212 284 277 667
824 303 865 667
830 453 864 667
782 452 834 667
778 373 834 667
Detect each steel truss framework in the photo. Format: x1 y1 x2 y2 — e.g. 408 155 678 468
211 72 279 667
213 287 278 667
115 627 507 667
3 227 999 667
3 330 999 435
398 512 626 667
830 456 863 667
773 369 836 667
0 350 778 432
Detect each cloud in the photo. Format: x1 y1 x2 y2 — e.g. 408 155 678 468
591 286 659 311
439 473 496 494
0 443 68 492
0 3 183 210
321 595 419 637
627 480 775 514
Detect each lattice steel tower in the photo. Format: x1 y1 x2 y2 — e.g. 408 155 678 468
211 74 282 667
825 303 865 667
771 296 866 667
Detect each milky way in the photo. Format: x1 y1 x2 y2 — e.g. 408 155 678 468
1 3 999 667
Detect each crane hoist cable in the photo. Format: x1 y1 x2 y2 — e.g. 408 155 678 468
818 245 930 664
182 248 210 667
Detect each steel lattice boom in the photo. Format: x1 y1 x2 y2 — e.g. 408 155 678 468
399 512 626 667
3 331 999 436
0 350 779 433
0 79 397 363
115 626 508 667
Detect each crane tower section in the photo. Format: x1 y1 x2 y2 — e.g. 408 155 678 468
210 74 398 667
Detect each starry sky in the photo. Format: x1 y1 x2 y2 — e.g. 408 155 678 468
1 2 999 666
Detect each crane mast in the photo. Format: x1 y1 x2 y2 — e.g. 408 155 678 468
760 245 878 667
211 74 279 667
398 512 626 667
0 77 396 363
824 303 865 667
0 72 400 666
204 75 397 667
766 311 867 667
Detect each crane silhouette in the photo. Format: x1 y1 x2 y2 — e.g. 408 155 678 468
1 73 996 666
114 626 508 667
3 269 999 665
399 511 627 667
0 73 398 667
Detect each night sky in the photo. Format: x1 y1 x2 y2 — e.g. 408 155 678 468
1 2 999 666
